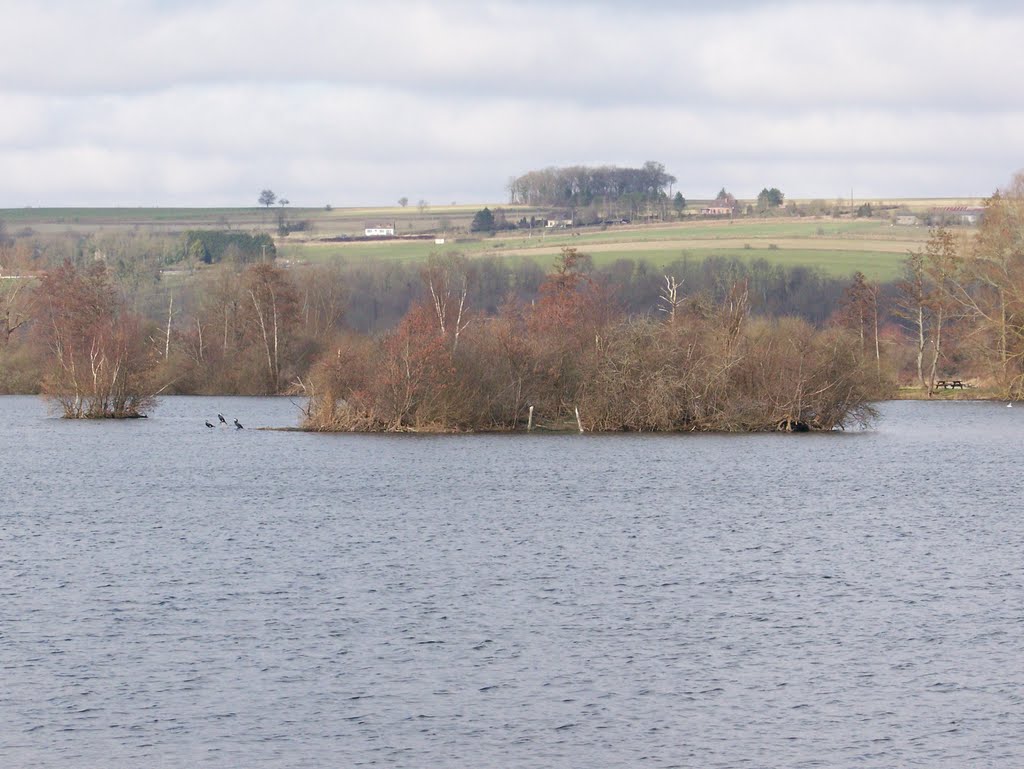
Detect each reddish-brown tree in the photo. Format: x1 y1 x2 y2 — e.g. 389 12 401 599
33 261 157 417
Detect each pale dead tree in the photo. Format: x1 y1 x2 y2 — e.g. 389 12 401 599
89 338 109 405
922 228 961 393
242 263 298 392
250 283 280 386
658 275 684 324
870 281 882 379
223 301 232 353
194 317 204 362
896 251 930 390
722 280 750 353
164 295 174 359
424 254 473 351
895 228 966 392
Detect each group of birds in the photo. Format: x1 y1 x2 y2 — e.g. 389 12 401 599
205 413 243 429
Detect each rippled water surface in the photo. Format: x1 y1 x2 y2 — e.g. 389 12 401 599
2 396 1023 768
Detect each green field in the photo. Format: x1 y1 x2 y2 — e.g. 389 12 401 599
278 215 941 281
1 202 970 282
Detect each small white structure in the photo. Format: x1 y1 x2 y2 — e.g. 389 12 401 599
364 222 395 237
895 215 919 226
434 238 445 245
700 206 733 216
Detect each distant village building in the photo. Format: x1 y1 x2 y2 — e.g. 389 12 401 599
895 215 920 226
364 222 396 237
932 205 985 226
545 214 573 228
701 190 738 217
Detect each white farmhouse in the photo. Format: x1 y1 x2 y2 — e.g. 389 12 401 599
364 222 396 237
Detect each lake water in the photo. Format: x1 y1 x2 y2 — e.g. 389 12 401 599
2 396 1022 768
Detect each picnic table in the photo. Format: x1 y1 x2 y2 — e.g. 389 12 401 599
935 379 965 389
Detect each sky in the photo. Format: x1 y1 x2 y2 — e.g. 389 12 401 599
1 0 1023 208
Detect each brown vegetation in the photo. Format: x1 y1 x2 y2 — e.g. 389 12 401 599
301 248 880 433
889 173 1024 398
33 261 157 418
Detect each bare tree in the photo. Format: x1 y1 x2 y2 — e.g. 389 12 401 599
244 263 299 392
921 228 961 392
33 261 157 418
423 254 473 351
295 264 349 341
1 277 33 346
896 251 930 390
835 271 882 378
164 295 174 359
658 275 684 324
948 180 1024 395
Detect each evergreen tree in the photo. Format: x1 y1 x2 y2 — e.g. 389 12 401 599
471 207 496 233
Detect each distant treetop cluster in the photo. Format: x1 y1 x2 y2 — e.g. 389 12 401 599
757 187 785 210
507 162 677 208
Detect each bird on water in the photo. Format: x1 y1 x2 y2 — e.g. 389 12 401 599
218 413 227 424
234 418 244 429
205 420 215 428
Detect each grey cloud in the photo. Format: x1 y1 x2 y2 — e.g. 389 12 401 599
1 0 1022 205
4 1 1022 110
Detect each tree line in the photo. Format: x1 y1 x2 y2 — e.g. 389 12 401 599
820 174 1024 399
889 175 1024 395
0 247 859 405
505 164 792 223
507 162 677 212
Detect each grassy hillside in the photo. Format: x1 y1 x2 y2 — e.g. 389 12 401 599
276 215 945 281
1 199 977 282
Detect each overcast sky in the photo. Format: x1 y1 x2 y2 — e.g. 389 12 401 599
1 0 1022 207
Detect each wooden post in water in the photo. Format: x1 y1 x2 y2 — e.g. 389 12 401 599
575 406 583 433
527 405 534 431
